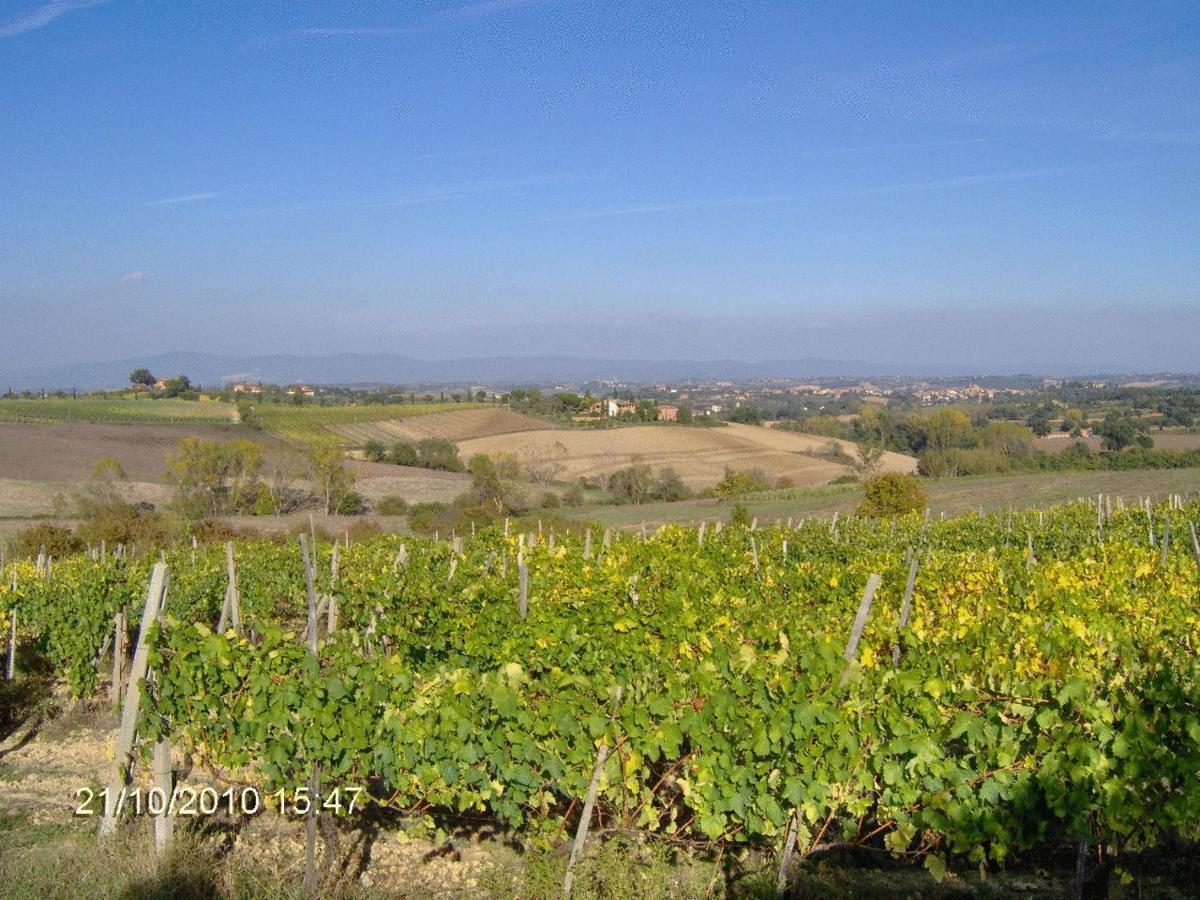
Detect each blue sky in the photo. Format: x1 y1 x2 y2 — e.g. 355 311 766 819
1 1 1197 372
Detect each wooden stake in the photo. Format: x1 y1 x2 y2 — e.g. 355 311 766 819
892 557 919 668
99 563 168 837
518 560 529 621
776 810 799 893
840 573 881 686
563 742 611 898
109 609 124 706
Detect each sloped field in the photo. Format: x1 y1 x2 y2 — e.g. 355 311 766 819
332 407 554 446
457 422 916 489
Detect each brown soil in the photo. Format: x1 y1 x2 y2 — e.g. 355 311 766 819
333 408 555 447
458 423 916 490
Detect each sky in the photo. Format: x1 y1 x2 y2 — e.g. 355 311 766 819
0 0 1197 373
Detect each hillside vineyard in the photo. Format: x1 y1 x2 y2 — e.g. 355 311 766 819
3 501 1199 878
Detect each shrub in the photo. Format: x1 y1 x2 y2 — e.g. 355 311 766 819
856 473 927 519
375 495 409 516
363 439 388 462
711 467 771 498
541 492 561 508
651 467 691 502
76 502 176 548
563 483 586 507
334 491 368 515
728 503 752 528
13 523 82 559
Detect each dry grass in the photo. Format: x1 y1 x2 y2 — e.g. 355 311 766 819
457 423 916 490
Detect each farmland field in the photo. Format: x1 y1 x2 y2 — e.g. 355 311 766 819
250 401 485 443
1 499 1198 896
570 466 1200 529
332 406 555 446
457 422 917 489
0 397 235 426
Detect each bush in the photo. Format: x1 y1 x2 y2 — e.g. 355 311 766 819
711 467 771 498
363 439 388 462
728 503 752 528
13 523 82 559
541 492 561 508
76 502 176 548
856 473 927 519
375 495 409 516
651 467 691 502
563 483 586 507
334 491 368 515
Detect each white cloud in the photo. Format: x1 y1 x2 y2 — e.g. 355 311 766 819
119 270 147 284
146 191 220 207
0 0 110 40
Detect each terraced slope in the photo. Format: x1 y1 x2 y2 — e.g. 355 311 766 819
333 407 555 446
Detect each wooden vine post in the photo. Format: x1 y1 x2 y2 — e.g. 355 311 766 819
892 555 920 668
6 565 16 681
840 574 882 686
298 535 322 893
99 562 169 838
518 554 529 621
563 686 622 898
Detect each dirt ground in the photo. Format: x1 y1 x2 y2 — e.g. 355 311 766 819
458 423 916 490
0 421 280 483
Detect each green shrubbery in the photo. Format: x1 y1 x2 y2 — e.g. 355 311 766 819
856 472 927 518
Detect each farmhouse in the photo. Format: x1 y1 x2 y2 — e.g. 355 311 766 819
588 398 638 417
231 381 261 393
656 404 679 422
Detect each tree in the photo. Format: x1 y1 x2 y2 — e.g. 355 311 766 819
129 368 154 388
606 456 656 504
310 444 355 515
1096 415 1141 452
76 457 129 515
522 441 567 484
467 453 517 513
363 439 388 463
851 443 885 480
923 409 973 451
677 405 694 425
856 472 927 519
416 437 463 472
166 437 264 518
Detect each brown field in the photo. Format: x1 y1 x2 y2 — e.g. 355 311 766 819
333 407 554 446
0 420 469 519
457 422 916 489
0 421 274 482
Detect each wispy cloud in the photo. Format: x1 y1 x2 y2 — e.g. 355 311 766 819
0 0 109 40
146 191 220 207
291 26 423 37
543 165 1109 222
362 172 587 209
798 138 993 157
118 270 147 285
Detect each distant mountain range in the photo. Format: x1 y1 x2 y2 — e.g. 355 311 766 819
0 351 1187 391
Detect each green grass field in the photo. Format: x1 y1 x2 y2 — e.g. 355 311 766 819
567 467 1200 528
249 401 486 443
0 397 235 426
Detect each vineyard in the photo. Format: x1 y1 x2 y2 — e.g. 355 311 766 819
0 397 235 426
2 499 1199 894
249 401 486 444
